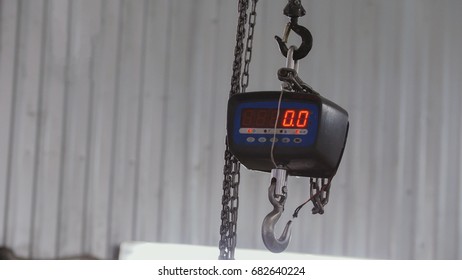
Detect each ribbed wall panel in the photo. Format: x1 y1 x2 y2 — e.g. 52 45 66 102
0 0 461 259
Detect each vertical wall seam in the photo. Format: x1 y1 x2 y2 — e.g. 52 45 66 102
413 2 430 258
204 0 221 244
0 2 3 46
181 0 199 244
411 1 420 257
435 1 451 259
0 0 3 243
341 0 358 256
3 0 22 245
0 0 2 52
81 5 99 254
55 0 73 258
156 0 173 241
131 0 149 240
106 0 124 259
29 0 48 258
365 1 380 258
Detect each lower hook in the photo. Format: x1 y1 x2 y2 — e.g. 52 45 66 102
261 171 293 253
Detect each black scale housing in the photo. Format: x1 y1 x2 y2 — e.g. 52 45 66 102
227 91 349 178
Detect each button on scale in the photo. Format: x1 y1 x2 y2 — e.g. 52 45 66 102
258 137 267 143
246 137 256 143
245 134 304 144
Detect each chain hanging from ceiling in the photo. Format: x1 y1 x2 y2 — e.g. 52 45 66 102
219 0 258 260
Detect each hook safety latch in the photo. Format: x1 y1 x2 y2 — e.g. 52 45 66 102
261 168 293 253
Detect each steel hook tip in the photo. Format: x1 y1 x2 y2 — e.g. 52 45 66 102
261 179 293 253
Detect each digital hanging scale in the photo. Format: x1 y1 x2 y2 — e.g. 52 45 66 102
219 0 350 258
227 90 349 178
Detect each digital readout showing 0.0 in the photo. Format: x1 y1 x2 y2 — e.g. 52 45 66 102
241 108 310 129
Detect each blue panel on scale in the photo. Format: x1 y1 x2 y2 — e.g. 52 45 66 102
233 101 319 147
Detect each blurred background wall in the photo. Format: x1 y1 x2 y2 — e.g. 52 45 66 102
1 0 462 259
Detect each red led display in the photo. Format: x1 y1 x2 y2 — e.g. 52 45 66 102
241 108 310 128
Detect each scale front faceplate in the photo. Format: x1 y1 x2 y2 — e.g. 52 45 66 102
232 101 319 148
227 91 349 178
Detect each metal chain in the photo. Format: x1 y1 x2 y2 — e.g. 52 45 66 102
229 0 249 97
219 0 252 260
218 146 241 260
219 0 258 260
291 176 333 219
241 0 258 93
309 177 332 215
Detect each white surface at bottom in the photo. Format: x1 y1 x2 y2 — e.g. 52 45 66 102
119 242 348 260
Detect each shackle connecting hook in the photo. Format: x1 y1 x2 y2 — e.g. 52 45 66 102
261 168 293 253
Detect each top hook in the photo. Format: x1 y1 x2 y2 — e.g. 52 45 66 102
275 19 313 61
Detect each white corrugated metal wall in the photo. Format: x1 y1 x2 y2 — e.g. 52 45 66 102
1 0 461 259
